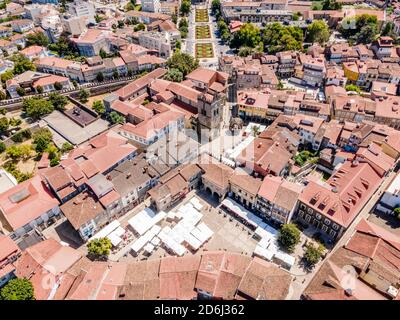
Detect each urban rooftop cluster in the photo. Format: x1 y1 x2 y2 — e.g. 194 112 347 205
0 0 399 303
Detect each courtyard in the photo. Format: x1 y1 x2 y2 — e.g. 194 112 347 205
41 110 110 146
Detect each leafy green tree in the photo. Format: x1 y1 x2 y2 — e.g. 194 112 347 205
0 278 34 300
78 88 90 103
262 23 303 53
46 143 59 160
26 31 49 47
1 70 14 83
109 111 125 124
164 68 183 82
53 82 63 91
12 54 36 75
293 12 301 21
0 117 9 133
167 51 199 76
118 20 125 28
125 2 134 11
238 47 255 57
22 97 54 119
381 21 397 40
0 108 6 115
49 157 60 167
340 14 378 44
6 144 32 161
99 48 107 59
87 238 112 259
95 14 104 23
278 223 301 253
36 85 43 94
304 242 325 266
306 20 330 45
48 92 68 111
345 84 361 93
61 142 74 153
357 24 378 44
179 18 188 28
175 40 181 50
180 0 191 16
92 100 105 115
217 20 230 43
0 142 5 153
322 0 342 10
96 72 104 82
16 87 25 97
134 23 145 32
33 128 52 153
394 207 400 220
171 13 177 25
211 0 221 14
231 23 261 49
47 36 77 57
9 117 21 127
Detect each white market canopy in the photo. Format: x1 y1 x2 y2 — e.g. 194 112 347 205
90 220 120 241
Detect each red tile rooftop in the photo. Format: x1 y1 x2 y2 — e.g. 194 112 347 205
62 130 137 178
114 68 167 101
299 160 383 228
14 239 82 300
0 175 59 232
0 235 20 263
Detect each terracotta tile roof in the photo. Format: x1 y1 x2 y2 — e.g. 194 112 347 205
20 45 45 57
198 163 234 190
14 239 82 300
236 257 292 300
33 74 69 88
60 191 105 230
299 161 383 228
114 68 167 100
0 175 59 231
61 130 137 179
120 109 184 140
0 235 20 263
35 56 74 69
229 173 262 195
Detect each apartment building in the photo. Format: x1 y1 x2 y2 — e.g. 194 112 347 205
72 29 110 57
221 0 292 24
0 175 61 240
256 176 303 225
138 31 175 58
229 173 263 210
296 160 383 241
67 0 96 24
142 0 161 13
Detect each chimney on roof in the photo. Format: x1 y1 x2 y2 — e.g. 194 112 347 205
126 172 131 179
